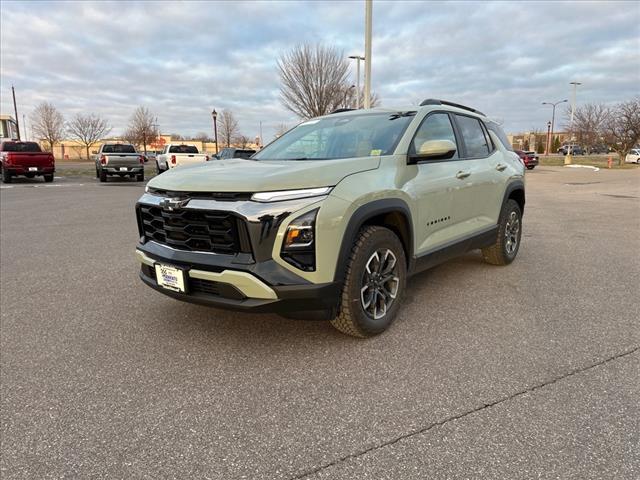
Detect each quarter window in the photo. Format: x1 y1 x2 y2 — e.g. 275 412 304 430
410 113 458 159
455 115 490 158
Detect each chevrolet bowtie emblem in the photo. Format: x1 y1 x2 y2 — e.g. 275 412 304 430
160 197 190 211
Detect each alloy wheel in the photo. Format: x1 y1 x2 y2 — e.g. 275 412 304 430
505 211 520 255
360 249 400 320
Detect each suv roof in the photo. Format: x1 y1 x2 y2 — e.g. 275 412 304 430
325 99 487 119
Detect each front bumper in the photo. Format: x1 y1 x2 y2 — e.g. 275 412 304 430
136 243 340 314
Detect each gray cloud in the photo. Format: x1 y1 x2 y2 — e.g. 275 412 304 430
1 0 639 140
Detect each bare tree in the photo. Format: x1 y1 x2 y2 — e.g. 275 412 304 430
601 98 640 165
67 113 111 160
218 109 239 147
192 132 211 142
278 44 353 119
566 103 609 152
345 87 380 109
126 106 157 154
234 134 251 149
29 102 65 152
170 133 184 141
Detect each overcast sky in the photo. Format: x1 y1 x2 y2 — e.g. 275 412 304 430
1 0 639 140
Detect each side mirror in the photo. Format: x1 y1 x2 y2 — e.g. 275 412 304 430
408 139 457 164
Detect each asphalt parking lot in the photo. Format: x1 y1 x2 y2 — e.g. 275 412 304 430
1 166 639 479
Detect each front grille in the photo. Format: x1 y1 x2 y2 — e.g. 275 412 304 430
139 204 247 254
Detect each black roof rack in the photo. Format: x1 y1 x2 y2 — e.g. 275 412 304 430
330 108 355 114
419 99 485 116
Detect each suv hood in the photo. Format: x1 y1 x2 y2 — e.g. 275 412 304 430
147 157 380 192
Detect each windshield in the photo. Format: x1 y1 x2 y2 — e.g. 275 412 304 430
169 145 199 154
1 141 42 152
103 144 136 153
253 111 415 161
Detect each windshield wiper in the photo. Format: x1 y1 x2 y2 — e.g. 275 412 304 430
288 157 329 161
389 111 417 120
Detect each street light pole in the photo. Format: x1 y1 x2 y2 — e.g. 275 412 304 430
546 121 551 156
566 81 582 164
348 55 365 109
211 109 218 155
363 0 372 109
542 99 567 155
11 86 21 140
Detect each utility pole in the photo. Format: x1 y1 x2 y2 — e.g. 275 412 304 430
546 121 551 156
348 55 365 109
363 0 372 109
22 114 27 141
565 81 582 165
542 99 567 155
11 86 21 140
259 121 263 148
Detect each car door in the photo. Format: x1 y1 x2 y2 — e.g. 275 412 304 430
450 113 500 236
405 111 466 254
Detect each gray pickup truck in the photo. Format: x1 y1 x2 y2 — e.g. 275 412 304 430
94 143 145 182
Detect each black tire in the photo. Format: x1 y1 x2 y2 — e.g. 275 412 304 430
1 166 12 184
330 226 407 338
482 199 522 266
136 172 144 182
156 162 163 174
527 166 535 170
99 169 107 182
95 167 99 179
43 174 54 183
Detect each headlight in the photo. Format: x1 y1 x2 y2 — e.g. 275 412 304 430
251 187 332 203
281 209 318 271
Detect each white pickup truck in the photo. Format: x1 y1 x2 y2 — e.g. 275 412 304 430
155 144 209 173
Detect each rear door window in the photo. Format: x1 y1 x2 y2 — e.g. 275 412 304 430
486 122 513 151
455 115 491 158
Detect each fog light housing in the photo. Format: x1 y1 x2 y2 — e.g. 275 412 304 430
281 209 318 271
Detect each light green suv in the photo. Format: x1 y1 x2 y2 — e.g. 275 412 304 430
135 99 525 337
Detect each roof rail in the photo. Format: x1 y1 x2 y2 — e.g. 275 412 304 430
419 98 485 116
330 108 355 114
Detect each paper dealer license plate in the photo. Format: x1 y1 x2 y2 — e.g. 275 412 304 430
155 264 186 293
29 167 38 172
119 167 128 171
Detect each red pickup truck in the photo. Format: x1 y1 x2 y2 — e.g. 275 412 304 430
0 141 55 183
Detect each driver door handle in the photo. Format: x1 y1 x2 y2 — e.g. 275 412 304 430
495 163 507 171
456 170 471 179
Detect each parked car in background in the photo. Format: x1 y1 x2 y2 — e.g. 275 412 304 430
215 147 256 160
515 150 539 170
155 144 209 173
144 152 157 164
586 144 609 154
94 143 144 182
625 148 640 164
558 144 584 155
0 141 55 183
135 99 525 337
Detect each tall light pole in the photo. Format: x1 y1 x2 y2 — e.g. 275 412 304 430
363 0 372 109
211 109 218 155
542 99 567 155
546 121 551 156
348 55 365 109
11 86 20 140
566 81 582 164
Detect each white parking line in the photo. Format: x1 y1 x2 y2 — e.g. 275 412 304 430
1 183 85 189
